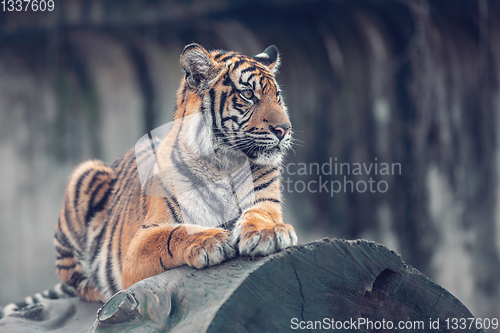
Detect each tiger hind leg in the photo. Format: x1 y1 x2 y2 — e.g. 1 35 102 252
55 160 116 303
55 224 106 303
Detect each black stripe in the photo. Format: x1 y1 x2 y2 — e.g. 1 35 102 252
253 167 278 182
106 261 118 295
214 51 229 61
159 256 168 271
166 226 181 257
232 98 244 109
63 196 79 244
55 222 81 256
15 301 28 309
232 59 245 71
148 131 163 170
54 231 72 251
219 91 227 120
239 76 254 88
55 244 74 258
176 104 191 137
133 146 152 166
84 181 105 223
165 183 195 224
241 65 257 74
144 160 182 224
239 200 280 215
218 53 237 63
141 194 147 214
164 197 182 224
209 89 219 133
180 82 188 104
221 116 239 124
223 74 237 90
238 115 252 128
208 89 230 145
259 75 265 88
232 95 247 110
85 171 108 195
56 263 77 270
106 156 137 214
70 271 84 285
85 178 115 225
255 198 281 204
61 283 77 296
231 95 246 114
56 253 74 260
261 81 269 92
142 224 159 229
245 73 256 85
48 290 59 299
168 191 184 215
254 176 279 192
250 163 264 173
220 217 238 230
73 169 92 213
67 271 84 289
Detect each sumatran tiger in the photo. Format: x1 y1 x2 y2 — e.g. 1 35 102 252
0 43 297 316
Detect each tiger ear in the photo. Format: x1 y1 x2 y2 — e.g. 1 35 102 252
180 43 219 90
254 45 280 74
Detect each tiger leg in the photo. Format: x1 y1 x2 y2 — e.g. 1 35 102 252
58 261 106 303
55 221 106 302
122 224 236 289
232 202 298 257
55 160 116 303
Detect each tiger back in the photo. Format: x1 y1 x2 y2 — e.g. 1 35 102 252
54 43 298 303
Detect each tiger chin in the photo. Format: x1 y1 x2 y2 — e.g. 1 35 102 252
53 43 298 304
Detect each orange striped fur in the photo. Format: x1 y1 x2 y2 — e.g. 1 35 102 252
54 44 297 302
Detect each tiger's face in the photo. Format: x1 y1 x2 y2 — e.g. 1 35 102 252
179 44 292 166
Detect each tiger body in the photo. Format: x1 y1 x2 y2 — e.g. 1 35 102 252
54 43 297 303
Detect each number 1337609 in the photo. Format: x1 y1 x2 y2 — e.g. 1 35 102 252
2 0 54 11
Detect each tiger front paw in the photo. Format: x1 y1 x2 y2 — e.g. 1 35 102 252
184 229 236 269
232 217 298 257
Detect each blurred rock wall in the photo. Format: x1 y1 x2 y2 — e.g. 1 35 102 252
0 0 499 320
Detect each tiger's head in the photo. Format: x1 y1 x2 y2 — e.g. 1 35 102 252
177 43 292 166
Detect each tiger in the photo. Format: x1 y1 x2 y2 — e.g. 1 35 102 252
1 43 297 316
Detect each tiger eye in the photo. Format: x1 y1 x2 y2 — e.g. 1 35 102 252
240 90 254 100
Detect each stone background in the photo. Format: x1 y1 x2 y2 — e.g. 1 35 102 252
0 0 499 321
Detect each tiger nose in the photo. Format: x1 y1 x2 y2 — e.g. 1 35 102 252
269 124 291 141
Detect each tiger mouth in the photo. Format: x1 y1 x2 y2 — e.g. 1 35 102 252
218 133 290 160
239 143 284 159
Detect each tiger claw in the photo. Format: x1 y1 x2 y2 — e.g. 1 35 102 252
232 221 297 257
185 229 236 269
